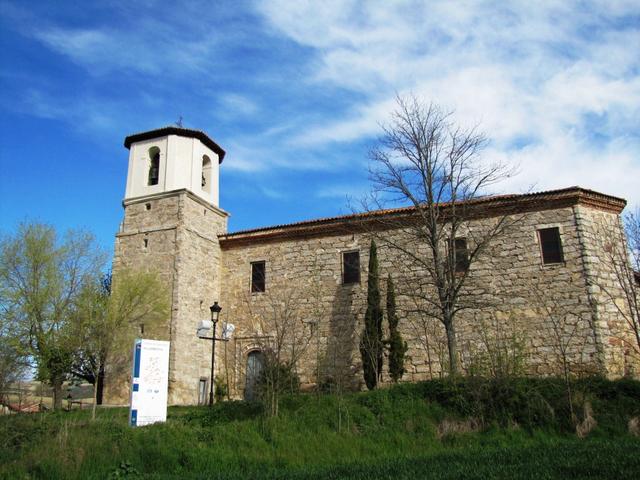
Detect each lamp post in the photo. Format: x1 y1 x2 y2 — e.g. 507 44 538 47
208 302 222 406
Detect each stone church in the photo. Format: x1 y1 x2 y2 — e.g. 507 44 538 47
103 127 637 406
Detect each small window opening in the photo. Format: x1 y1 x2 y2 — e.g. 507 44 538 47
453 238 470 273
251 261 266 293
304 319 318 335
198 378 208 405
342 251 360 284
538 227 564 264
148 147 160 186
145 203 151 211
140 323 145 335
143 238 149 249
202 155 212 194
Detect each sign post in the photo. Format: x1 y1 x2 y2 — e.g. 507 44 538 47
129 339 170 427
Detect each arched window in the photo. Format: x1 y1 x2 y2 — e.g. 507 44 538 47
201 155 212 193
148 147 160 186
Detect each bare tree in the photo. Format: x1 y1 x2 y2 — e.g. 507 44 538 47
368 95 517 376
528 277 600 423
463 312 530 379
395 276 449 380
627 209 640 272
243 282 313 416
599 209 640 367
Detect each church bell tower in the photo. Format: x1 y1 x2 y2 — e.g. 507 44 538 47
104 127 228 405
122 126 224 207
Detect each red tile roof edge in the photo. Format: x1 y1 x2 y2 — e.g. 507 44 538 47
219 186 626 246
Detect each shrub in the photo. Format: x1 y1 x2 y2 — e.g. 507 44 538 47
257 357 300 416
214 375 228 402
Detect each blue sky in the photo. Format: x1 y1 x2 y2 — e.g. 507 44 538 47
1 0 639 252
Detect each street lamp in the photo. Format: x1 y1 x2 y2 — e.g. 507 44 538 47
208 302 222 406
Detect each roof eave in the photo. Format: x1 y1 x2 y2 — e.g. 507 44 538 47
219 187 627 247
124 127 226 163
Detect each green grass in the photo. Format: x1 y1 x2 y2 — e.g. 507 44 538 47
1 378 639 479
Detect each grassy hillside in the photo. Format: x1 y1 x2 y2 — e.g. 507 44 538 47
1 378 639 479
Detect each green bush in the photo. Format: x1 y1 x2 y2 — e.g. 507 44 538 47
1 377 639 479
214 375 229 402
417 376 640 433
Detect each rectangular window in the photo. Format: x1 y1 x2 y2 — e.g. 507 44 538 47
538 227 564 264
342 251 360 284
251 261 266 293
198 378 208 405
454 238 470 273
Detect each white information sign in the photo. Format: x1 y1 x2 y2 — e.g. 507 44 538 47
129 339 170 427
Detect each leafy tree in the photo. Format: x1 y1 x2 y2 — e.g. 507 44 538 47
360 240 383 390
0 222 105 409
73 268 169 419
0 321 28 402
386 275 407 382
71 273 111 405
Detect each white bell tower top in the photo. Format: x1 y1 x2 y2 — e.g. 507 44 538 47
123 127 225 207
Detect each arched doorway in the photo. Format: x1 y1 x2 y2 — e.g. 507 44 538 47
244 350 264 401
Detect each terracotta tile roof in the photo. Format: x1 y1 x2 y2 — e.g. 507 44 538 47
124 126 226 162
219 186 626 247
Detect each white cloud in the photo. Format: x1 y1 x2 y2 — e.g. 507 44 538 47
258 0 640 207
220 143 268 173
260 187 287 200
4 0 638 210
316 183 370 200
491 133 640 206
10 0 232 78
291 97 395 146
21 89 119 132
218 94 259 116
31 24 216 75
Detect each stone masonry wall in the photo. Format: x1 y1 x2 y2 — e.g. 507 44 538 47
452 207 599 378
219 205 625 399
170 192 227 404
105 189 635 406
103 194 179 404
220 234 370 394
103 190 227 405
575 205 640 377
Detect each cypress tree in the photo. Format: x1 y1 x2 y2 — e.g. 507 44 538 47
387 274 407 382
360 240 383 390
